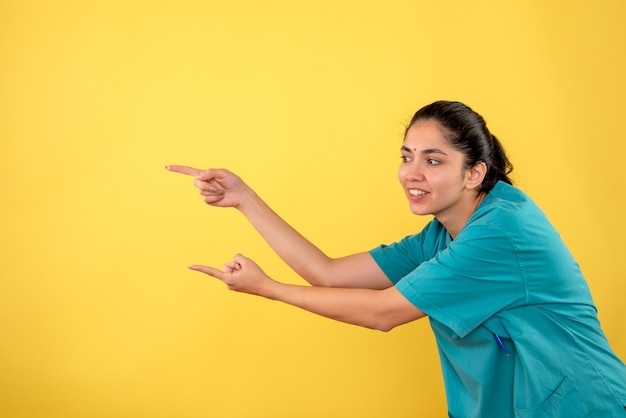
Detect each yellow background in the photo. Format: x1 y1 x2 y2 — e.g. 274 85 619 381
1 1 625 416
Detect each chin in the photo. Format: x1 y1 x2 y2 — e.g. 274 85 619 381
409 205 430 216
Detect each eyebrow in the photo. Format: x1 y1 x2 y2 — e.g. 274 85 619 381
400 145 448 156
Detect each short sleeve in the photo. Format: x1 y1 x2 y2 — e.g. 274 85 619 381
396 223 527 337
369 220 450 284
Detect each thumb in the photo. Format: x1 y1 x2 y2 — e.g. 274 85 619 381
197 168 226 182
223 260 242 273
232 253 249 265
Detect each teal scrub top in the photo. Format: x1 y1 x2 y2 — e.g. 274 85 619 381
370 182 626 417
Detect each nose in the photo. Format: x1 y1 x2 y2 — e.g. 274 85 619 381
403 160 425 181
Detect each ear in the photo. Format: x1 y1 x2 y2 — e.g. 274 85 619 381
466 161 487 190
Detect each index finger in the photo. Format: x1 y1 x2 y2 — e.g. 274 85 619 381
166 165 204 177
188 264 225 279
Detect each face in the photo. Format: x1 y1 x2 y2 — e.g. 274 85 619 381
398 120 482 227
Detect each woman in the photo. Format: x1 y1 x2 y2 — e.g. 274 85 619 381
167 101 626 417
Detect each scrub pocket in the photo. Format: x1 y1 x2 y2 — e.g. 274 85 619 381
514 376 576 418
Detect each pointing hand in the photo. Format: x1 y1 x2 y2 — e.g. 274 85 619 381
166 165 248 208
188 254 276 296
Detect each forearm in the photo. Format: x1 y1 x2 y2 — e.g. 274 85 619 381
260 280 424 332
237 188 333 286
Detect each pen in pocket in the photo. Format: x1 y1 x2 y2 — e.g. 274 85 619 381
493 333 510 356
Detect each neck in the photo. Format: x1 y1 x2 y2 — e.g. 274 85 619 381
439 191 486 240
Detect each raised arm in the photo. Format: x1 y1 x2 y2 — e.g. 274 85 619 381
166 165 391 289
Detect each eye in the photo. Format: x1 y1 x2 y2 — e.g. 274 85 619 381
427 158 440 165
401 155 412 163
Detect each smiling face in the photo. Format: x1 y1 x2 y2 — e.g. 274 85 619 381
398 119 486 237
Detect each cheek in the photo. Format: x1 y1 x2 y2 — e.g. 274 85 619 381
398 165 406 183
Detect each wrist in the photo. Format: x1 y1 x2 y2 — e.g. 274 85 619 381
237 188 268 222
236 187 259 214
261 277 282 301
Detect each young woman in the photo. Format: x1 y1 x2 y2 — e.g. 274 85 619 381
167 101 626 417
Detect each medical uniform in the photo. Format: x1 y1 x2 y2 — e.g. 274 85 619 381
370 181 626 417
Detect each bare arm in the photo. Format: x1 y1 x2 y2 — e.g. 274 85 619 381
191 254 426 331
237 186 391 289
167 165 392 289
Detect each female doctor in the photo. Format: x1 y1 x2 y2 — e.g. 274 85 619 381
167 100 626 417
